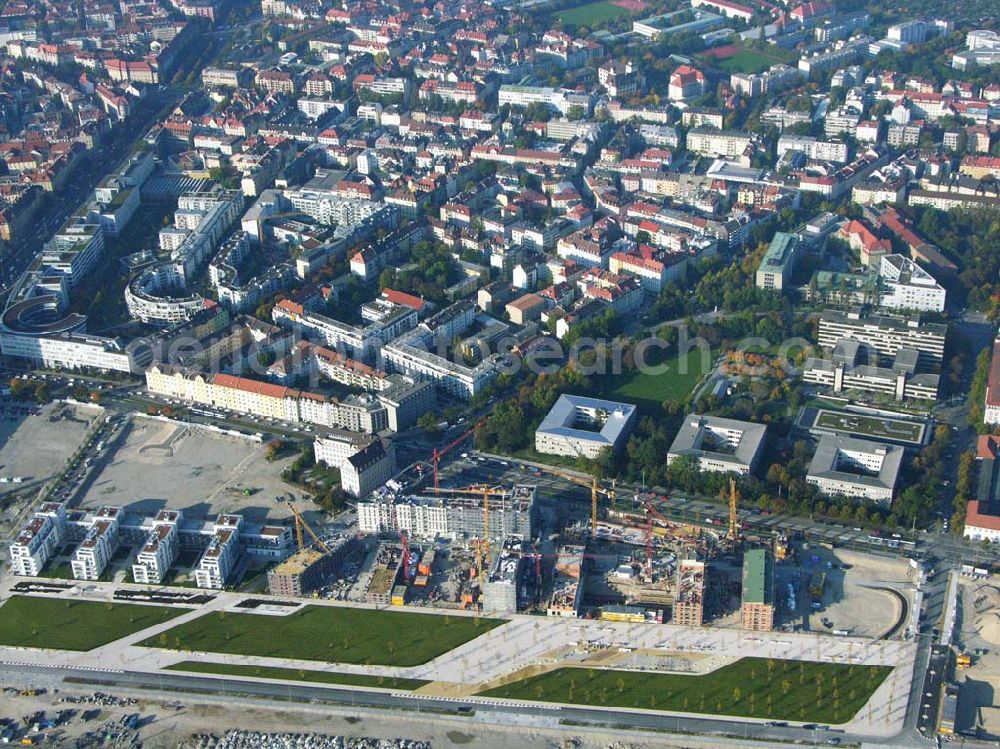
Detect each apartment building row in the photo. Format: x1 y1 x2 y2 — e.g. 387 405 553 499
146 363 431 434
9 503 294 586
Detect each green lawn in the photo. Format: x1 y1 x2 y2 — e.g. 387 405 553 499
716 49 785 74
481 658 891 724
166 661 429 691
142 606 504 667
607 347 716 411
0 595 184 651
555 0 629 25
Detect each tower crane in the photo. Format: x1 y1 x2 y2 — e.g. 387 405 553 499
286 502 332 554
542 468 615 534
428 419 484 490
432 484 509 578
728 478 740 543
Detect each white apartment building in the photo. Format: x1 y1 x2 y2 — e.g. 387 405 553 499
314 434 397 498
877 254 947 313
194 516 242 589
131 517 181 585
685 128 753 159
8 502 67 576
71 507 121 581
777 135 849 164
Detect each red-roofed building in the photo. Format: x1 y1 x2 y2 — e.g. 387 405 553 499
838 219 892 267
382 288 431 314
668 65 706 102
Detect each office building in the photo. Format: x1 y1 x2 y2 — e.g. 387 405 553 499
754 232 799 291
817 310 947 366
535 395 637 460
667 415 767 475
806 434 903 503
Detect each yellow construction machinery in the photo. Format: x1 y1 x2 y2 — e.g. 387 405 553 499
433 484 508 577
728 478 740 543
286 501 332 554
542 468 616 534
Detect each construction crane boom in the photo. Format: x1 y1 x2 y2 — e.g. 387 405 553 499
286 502 332 555
728 478 739 542
540 467 614 533
429 420 485 490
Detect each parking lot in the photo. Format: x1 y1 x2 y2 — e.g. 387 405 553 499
75 417 302 522
0 401 98 497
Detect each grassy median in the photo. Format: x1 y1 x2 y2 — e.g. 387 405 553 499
480 658 891 724
165 661 429 690
0 595 183 651
142 606 504 667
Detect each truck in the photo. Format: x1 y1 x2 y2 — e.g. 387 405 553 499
957 653 972 669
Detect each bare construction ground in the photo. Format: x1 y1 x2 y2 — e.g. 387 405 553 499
76 417 301 522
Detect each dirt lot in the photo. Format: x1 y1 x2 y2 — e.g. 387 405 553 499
76 417 301 522
0 684 715 749
711 544 913 638
0 401 98 496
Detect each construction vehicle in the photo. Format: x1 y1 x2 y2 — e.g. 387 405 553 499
957 652 972 669
285 502 332 554
774 534 789 561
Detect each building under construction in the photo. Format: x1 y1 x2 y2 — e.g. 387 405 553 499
741 548 776 631
547 545 585 618
267 536 360 597
482 542 522 614
673 558 706 626
366 542 404 605
356 485 535 543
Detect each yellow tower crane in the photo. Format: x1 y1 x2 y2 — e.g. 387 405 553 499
286 502 332 554
728 478 740 542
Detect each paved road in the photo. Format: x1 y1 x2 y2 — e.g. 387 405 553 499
0 662 924 747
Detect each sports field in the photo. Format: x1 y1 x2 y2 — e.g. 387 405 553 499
554 0 630 25
166 661 429 690
480 658 891 724
716 49 782 73
141 605 504 667
0 596 183 651
607 347 716 411
814 410 925 444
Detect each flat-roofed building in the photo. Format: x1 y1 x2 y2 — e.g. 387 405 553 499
667 415 767 475
817 309 947 366
806 434 903 503
8 502 67 576
131 511 181 585
754 232 799 291
741 548 775 631
194 515 242 589
71 506 121 581
535 394 637 460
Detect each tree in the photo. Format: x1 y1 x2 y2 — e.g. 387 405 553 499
417 412 441 436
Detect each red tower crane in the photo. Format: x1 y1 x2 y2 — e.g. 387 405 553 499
400 530 410 580
429 420 484 490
